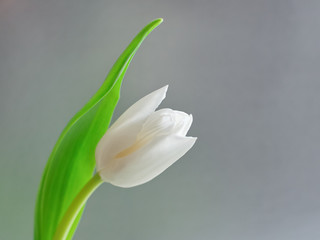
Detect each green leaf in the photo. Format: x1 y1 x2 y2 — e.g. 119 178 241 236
34 18 163 240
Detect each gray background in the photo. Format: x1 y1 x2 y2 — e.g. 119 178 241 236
1 0 320 239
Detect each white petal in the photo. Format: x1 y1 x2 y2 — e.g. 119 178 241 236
171 111 193 137
111 85 168 130
95 127 133 170
137 108 176 140
99 135 197 188
137 109 193 140
96 85 168 171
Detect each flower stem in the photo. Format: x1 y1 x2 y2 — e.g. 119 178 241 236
53 173 103 240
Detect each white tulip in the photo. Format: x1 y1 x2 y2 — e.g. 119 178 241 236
95 85 197 188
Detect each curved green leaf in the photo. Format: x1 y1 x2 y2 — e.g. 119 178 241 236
34 18 163 240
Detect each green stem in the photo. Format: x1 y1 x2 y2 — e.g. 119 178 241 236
53 173 103 240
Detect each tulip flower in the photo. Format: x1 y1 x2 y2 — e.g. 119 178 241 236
95 85 197 187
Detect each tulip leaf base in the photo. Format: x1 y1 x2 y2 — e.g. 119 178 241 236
34 19 163 240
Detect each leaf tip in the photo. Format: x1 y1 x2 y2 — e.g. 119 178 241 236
152 18 163 27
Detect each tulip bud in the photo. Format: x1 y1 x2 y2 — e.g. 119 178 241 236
95 86 196 188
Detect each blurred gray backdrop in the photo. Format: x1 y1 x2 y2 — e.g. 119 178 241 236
1 0 320 239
